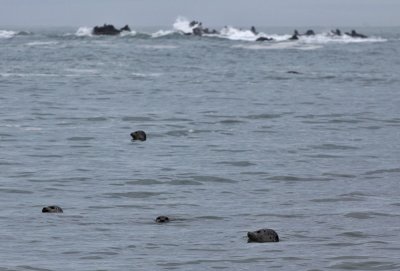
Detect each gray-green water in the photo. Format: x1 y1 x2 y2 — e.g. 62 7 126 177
1 23 399 270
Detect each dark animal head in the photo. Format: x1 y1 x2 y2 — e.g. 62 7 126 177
247 228 279 243
130 130 147 141
155 216 170 223
42 205 63 213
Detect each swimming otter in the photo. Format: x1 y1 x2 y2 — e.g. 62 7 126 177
155 216 170 223
247 228 279 242
130 130 147 141
42 205 63 213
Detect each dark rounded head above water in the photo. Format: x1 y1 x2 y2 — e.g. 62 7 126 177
42 205 63 213
130 130 147 141
247 228 279 242
155 216 170 223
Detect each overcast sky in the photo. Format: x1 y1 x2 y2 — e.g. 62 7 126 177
1 0 400 28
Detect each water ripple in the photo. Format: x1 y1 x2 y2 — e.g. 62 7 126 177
329 260 399 270
104 191 162 198
344 211 395 219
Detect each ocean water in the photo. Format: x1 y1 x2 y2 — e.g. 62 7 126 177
1 19 400 270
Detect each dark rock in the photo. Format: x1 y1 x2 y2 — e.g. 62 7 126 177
120 25 131 32
331 29 342 36
192 27 203 36
304 29 315 36
185 20 218 36
92 24 131 35
345 30 367 38
289 30 300 40
256 36 273 41
250 26 258 35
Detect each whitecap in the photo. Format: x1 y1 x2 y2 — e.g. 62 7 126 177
296 44 324 50
266 34 293 42
64 68 99 75
173 16 196 34
24 127 42 131
131 72 162 78
3 124 21 128
75 27 93 37
120 30 137 37
138 44 178 50
0 30 17 39
298 33 387 44
219 26 258 41
232 42 321 50
26 41 59 47
151 30 175 38
0 72 59 77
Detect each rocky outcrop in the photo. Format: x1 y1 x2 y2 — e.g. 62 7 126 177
92 24 131 35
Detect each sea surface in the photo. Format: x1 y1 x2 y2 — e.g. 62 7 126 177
1 19 400 270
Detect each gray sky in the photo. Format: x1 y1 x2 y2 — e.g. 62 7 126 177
1 0 400 28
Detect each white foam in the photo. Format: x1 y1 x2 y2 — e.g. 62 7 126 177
265 34 292 42
297 33 386 44
75 27 93 37
131 72 162 78
219 26 257 41
0 30 17 39
120 30 137 37
0 72 59 77
169 19 387 44
215 27 290 42
296 44 324 50
232 42 322 51
26 41 59 46
138 44 178 50
0 124 41 131
24 127 42 131
3 124 21 128
64 68 98 74
173 16 198 34
152 30 175 38
217 28 386 44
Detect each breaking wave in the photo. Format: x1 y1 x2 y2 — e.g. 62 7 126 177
173 16 196 34
0 30 27 39
75 26 93 37
26 41 59 47
169 17 386 44
1 17 387 45
72 21 386 44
